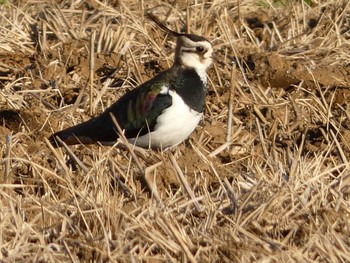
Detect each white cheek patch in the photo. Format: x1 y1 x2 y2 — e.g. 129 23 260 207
180 52 208 84
181 52 199 66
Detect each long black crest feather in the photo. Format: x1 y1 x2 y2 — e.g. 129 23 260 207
146 12 182 37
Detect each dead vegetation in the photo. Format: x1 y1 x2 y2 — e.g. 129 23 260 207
1 0 350 262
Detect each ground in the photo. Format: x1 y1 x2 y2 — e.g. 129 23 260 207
1 0 350 262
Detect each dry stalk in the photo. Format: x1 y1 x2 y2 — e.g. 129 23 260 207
222 177 237 214
226 64 237 145
109 113 164 207
45 137 70 174
53 137 89 173
128 46 143 84
89 30 95 115
4 134 12 182
159 213 197 263
169 153 201 212
144 161 164 206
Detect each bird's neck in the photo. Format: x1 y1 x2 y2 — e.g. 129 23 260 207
171 62 208 85
167 66 207 112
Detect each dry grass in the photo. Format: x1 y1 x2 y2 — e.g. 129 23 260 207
1 0 350 262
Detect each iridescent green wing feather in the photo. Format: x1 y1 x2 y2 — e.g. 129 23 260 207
107 78 172 139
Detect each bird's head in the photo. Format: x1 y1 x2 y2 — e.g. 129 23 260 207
174 34 213 72
147 13 213 73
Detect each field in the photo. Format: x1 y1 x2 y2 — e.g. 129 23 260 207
1 0 350 262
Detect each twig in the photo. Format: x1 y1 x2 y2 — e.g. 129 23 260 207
4 134 12 182
128 47 143 84
41 19 47 55
209 141 231 158
169 153 201 212
222 178 237 214
209 126 243 158
29 92 57 110
109 113 164 207
256 118 269 159
226 64 237 148
186 4 190 34
108 158 133 198
89 30 95 115
159 213 197 263
54 137 89 173
237 0 242 37
253 105 268 124
63 240 78 263
145 161 163 203
330 129 348 165
45 137 70 174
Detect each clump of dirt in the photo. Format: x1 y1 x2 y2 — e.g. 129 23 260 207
0 110 22 132
244 51 350 89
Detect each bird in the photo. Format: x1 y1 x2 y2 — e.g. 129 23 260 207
49 14 213 150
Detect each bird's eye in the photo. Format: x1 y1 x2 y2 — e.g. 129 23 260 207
196 46 205 53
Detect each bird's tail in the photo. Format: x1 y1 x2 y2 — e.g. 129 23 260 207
49 114 118 147
49 122 96 147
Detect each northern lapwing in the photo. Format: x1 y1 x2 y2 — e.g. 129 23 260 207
49 14 213 149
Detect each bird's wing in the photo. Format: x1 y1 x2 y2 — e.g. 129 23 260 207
49 78 173 146
107 80 173 139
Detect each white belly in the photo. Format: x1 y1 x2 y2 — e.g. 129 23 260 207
128 91 202 149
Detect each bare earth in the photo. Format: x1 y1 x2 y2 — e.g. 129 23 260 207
1 0 350 262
